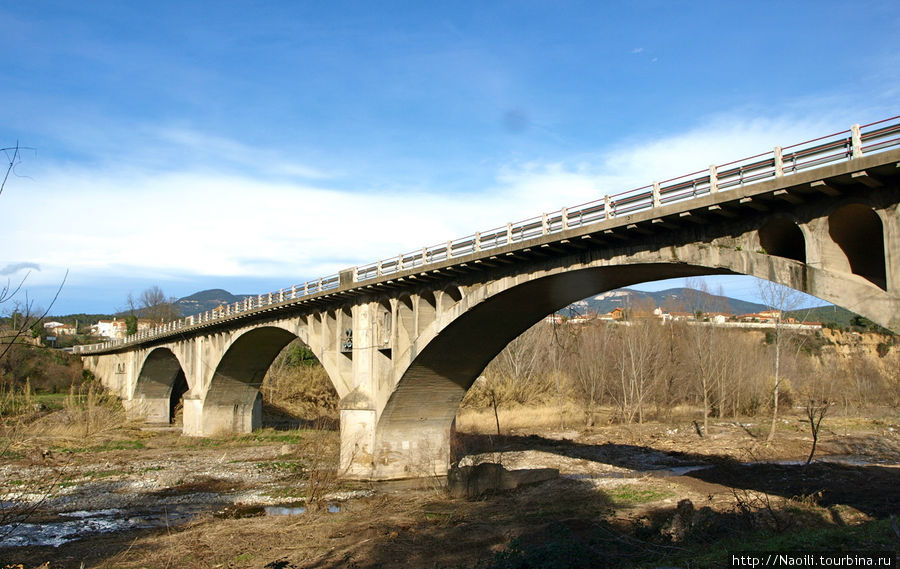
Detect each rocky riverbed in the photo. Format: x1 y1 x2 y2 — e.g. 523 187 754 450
2 416 899 568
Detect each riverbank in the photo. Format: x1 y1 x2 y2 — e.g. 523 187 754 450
2 410 899 568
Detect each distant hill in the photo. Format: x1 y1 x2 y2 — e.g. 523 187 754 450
44 286 885 334
564 287 770 316
784 305 866 328
174 289 253 317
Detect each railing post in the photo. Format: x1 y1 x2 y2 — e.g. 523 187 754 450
652 182 661 207
422 247 427 265
279 289 284 302
773 146 784 177
541 213 549 235
561 208 568 230
377 260 383 276
317 278 322 292
709 164 718 194
304 282 309 296
291 285 296 299
446 240 453 258
474 232 481 252
506 223 513 244
268 292 272 304
397 253 404 271
851 124 862 158
604 195 613 219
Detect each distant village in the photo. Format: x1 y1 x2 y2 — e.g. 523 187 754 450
41 317 159 341
40 304 827 345
544 306 824 331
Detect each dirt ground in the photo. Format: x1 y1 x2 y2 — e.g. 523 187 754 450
2 411 900 569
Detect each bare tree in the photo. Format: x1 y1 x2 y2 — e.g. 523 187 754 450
0 144 67 362
568 323 615 427
756 279 804 442
804 398 830 465
135 285 180 324
477 323 553 432
609 319 660 424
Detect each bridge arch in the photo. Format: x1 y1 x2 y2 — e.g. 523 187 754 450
758 215 806 263
370 243 899 477
828 203 887 290
133 347 189 424
202 325 341 435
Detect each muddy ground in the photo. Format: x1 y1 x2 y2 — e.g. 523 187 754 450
2 413 900 568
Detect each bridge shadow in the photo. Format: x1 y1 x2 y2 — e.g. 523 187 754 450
261 401 339 431
454 432 900 519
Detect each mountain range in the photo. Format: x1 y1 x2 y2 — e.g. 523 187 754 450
566 288 770 317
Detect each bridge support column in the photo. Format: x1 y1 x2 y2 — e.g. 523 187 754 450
372 423 452 480
340 409 452 480
340 408 376 478
128 397 170 424
182 395 261 436
182 396 204 436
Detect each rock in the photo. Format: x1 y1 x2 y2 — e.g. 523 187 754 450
447 463 558 499
661 498 694 542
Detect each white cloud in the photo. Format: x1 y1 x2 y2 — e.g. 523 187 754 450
2 111 884 301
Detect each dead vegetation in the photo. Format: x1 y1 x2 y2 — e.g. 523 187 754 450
2 310 899 567
3 414 897 569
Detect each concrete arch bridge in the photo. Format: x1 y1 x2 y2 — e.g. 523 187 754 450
79 119 900 479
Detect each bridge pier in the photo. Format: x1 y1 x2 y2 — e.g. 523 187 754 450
340 408 453 480
182 396 204 435
127 396 170 424
184 396 261 436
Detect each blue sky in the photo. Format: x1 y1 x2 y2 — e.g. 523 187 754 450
2 1 899 314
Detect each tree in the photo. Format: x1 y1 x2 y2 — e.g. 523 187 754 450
609 319 661 424
127 285 180 324
0 144 66 364
804 398 830 465
756 279 804 442
568 323 615 427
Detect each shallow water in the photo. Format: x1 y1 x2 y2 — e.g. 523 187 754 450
0 501 345 547
264 503 340 516
0 504 207 548
743 455 900 468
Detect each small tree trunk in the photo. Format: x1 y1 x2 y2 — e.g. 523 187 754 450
767 329 781 443
490 391 501 437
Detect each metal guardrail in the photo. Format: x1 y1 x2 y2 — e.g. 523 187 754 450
74 117 900 354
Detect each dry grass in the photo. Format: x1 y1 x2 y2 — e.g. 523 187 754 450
261 362 338 426
4 383 132 452
456 403 584 434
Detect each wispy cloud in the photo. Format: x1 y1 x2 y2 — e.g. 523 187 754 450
0 262 40 276
2 110 886 305
151 127 335 180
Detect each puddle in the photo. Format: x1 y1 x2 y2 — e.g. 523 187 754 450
0 505 207 548
651 465 713 477
264 503 340 516
743 455 900 468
